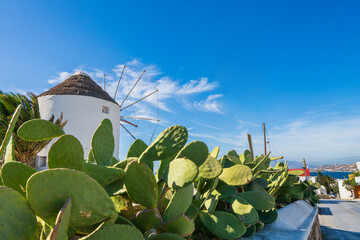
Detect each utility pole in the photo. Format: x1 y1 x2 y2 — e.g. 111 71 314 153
303 158 307 180
247 133 254 160
263 123 266 155
103 74 106 91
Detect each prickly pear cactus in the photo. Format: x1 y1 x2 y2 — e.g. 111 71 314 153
258 208 278 224
164 158 198 189
17 119 65 141
47 198 72 240
227 150 241 164
1 161 37 197
209 146 220 159
26 169 117 227
0 186 37 240
48 134 84 171
4 135 15 163
0 104 21 158
199 210 246 239
148 233 185 240
160 214 195 237
198 156 223 179
237 191 275 211
91 119 115 166
231 195 259 225
218 164 253 186
131 209 162 233
82 163 124 187
124 161 158 208
139 125 188 165
175 141 209 167
162 184 194 222
127 139 148 158
80 224 144 240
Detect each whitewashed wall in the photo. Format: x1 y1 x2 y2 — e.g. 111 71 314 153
37 95 120 169
337 179 354 199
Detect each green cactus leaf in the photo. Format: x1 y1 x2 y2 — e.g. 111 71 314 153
289 169 305 176
184 203 199 220
243 224 256 238
80 224 144 240
199 210 246 239
82 163 124 187
227 150 241 164
131 209 161 233
115 215 134 226
4 135 15 163
218 164 252 186
113 157 137 170
175 141 208 167
110 157 119 165
91 119 115 166
198 156 223 179
1 161 37 197
139 125 188 164
0 105 21 157
256 221 265 231
237 191 275 211
124 161 158 208
244 181 267 192
251 153 271 174
213 185 237 200
258 208 278 224
0 186 37 240
17 119 64 141
205 194 219 213
161 214 195 237
243 150 253 163
105 178 125 196
87 149 95 163
48 134 84 171
47 198 72 240
127 139 148 158
164 158 199 189
163 184 194 222
210 146 220 159
253 178 269 188
27 169 117 227
148 233 185 240
231 195 259 225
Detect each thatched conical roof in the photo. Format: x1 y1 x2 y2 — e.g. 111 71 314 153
39 72 117 105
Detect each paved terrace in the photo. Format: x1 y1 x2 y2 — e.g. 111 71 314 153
319 199 360 240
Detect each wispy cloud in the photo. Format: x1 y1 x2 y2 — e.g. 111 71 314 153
193 94 224 114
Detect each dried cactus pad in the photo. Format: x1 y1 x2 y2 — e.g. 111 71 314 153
1 161 37 197
91 119 115 166
139 125 188 163
219 164 252 186
0 187 37 240
47 198 72 240
124 161 158 208
17 119 64 141
48 134 84 171
26 169 117 227
175 141 209 167
80 224 144 240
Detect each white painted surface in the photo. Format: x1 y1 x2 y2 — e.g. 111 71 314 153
316 185 327 195
355 176 360 185
245 200 317 240
299 176 316 182
337 179 354 199
37 95 120 168
357 162 360 171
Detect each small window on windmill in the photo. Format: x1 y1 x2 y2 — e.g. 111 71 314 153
102 106 109 114
38 156 47 167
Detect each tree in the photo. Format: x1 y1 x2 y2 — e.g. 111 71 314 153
343 178 357 197
0 91 67 167
316 171 338 195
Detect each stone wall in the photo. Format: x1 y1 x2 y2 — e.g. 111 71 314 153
308 215 322 240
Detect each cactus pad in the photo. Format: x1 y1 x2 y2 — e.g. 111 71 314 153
4 135 15 163
164 158 199 189
204 194 219 213
0 186 37 240
289 169 305 176
161 214 195 237
127 139 148 158
162 184 194 222
243 224 256 238
124 161 158 208
199 210 245 239
175 141 209 167
198 156 223 179
17 119 64 141
1 161 37 197
48 134 84 171
213 185 237 200
82 163 124 187
131 209 161 233
210 146 220 159
258 208 278 224
80 224 144 240
139 125 188 163
227 150 241 164
148 233 185 240
0 105 21 157
231 195 259 225
185 203 199 220
47 198 72 240
26 169 117 227
91 119 115 166
237 191 275 211
218 164 252 186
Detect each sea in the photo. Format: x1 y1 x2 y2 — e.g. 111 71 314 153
309 171 351 179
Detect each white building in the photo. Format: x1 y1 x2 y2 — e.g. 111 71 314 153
36 72 120 170
357 162 360 171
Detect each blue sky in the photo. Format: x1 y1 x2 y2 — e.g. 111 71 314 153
1 1 360 166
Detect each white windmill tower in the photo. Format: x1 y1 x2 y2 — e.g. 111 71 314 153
36 68 159 170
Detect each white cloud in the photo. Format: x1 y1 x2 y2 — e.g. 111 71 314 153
193 94 223 114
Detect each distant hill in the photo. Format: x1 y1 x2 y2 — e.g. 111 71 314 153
270 160 318 169
310 163 358 172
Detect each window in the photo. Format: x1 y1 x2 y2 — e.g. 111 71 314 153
102 106 109 114
38 156 47 167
